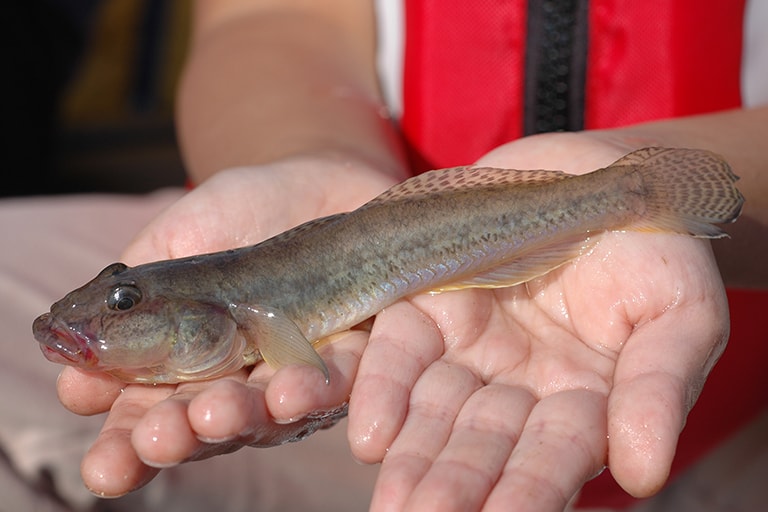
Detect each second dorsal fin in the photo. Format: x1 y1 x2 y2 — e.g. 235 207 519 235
367 166 572 205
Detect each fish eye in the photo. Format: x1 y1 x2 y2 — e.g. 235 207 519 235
107 285 142 311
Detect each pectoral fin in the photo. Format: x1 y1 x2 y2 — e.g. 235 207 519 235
229 304 330 384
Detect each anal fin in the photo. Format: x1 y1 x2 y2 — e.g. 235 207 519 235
431 235 597 293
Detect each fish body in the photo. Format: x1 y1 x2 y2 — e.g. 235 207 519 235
32 148 744 383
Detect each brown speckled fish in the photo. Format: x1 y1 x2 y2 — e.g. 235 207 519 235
32 148 743 384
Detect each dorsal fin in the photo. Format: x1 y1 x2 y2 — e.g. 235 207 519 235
257 213 348 248
367 166 573 205
607 146 668 167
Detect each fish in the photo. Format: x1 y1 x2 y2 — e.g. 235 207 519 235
32 147 743 384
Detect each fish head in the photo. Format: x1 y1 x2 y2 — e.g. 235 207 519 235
32 262 249 383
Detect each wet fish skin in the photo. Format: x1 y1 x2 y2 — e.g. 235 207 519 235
32 148 743 384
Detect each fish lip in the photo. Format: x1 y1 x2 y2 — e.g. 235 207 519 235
33 313 96 365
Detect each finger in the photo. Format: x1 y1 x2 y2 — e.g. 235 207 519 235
474 134 626 172
81 384 175 497
484 389 607 512
131 371 252 466
131 391 204 468
56 367 124 415
263 330 368 421
607 288 729 497
187 374 350 450
187 376 266 442
369 361 481 512
183 329 365 442
402 385 536 512
607 373 685 497
348 301 445 463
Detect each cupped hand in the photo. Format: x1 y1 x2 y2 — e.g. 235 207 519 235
347 133 732 511
56 133 732 511
56 155 400 497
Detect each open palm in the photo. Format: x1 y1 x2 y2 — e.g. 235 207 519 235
56 134 732 511
351 227 726 511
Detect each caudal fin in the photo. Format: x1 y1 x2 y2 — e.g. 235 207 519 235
615 147 744 238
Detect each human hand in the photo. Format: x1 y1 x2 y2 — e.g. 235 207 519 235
57 134 732 510
346 133 733 511
56 155 399 497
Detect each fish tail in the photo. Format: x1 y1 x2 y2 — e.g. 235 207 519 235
618 147 744 238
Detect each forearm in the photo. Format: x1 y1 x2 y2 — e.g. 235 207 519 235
601 106 768 288
177 0 407 184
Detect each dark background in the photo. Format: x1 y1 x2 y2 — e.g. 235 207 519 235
3 0 190 196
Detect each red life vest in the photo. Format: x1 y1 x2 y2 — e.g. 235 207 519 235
399 1 766 507
400 0 747 170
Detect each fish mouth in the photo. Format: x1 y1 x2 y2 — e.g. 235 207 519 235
32 313 96 366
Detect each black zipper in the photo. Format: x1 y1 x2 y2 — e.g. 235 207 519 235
523 0 590 135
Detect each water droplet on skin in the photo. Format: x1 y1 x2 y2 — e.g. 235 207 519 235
353 420 380 448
